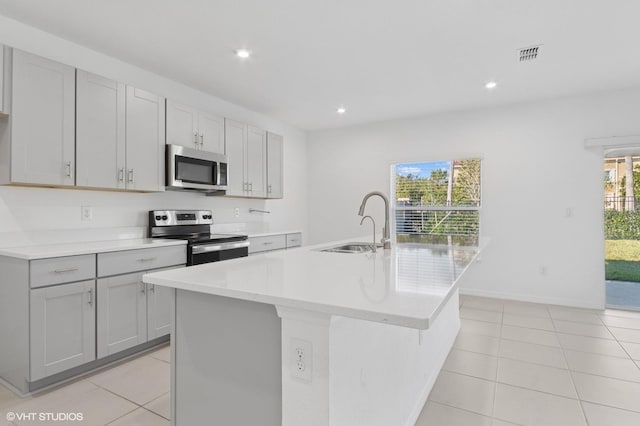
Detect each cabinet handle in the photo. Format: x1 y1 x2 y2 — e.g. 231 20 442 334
118 168 125 182
140 283 146 294
263 241 273 245
53 267 79 273
128 169 134 183
65 161 72 177
137 257 157 262
249 182 253 192
289 239 299 243
268 184 272 194
194 132 199 148
149 284 155 293
200 133 204 147
88 288 94 306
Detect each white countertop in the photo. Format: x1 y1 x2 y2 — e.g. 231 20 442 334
143 239 480 329
0 238 187 260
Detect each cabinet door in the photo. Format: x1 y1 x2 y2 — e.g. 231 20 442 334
224 119 247 196
125 86 165 191
246 125 267 198
11 50 75 186
147 283 173 339
30 280 95 381
166 100 198 149
97 273 147 358
0 45 4 114
198 111 225 154
266 132 283 199
76 70 126 189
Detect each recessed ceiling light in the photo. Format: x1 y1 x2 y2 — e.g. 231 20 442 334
485 81 498 89
336 107 347 114
235 49 251 59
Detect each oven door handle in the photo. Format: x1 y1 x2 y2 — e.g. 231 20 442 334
191 241 250 254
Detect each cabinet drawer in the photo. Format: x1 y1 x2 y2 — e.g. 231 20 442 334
98 245 186 277
30 255 96 288
286 233 302 248
248 235 287 254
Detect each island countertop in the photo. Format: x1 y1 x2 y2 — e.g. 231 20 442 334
143 240 480 329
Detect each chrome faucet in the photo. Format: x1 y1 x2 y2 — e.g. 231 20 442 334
358 191 391 249
359 215 377 252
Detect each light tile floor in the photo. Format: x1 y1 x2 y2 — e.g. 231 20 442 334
416 295 640 426
0 345 170 426
3 296 640 426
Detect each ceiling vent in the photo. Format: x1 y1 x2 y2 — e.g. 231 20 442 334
518 45 542 62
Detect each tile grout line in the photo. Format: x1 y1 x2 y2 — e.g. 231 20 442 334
551 305 591 426
491 307 504 421
599 319 640 371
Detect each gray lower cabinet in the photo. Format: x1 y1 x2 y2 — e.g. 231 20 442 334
147 281 173 339
0 244 185 393
248 232 302 255
97 272 147 358
30 280 96 381
97 268 175 358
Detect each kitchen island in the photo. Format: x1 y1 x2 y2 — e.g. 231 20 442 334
143 240 480 426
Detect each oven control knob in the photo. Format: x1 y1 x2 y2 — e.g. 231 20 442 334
155 215 162 221
162 215 168 220
207 215 212 219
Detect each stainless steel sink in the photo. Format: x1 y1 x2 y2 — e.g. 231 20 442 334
320 242 382 253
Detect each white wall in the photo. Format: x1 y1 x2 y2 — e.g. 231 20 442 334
307 88 640 309
0 15 308 247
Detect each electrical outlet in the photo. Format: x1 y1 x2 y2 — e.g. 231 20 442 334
81 206 93 221
290 338 312 382
234 208 240 218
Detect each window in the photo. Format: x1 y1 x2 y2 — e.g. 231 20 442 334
393 159 481 246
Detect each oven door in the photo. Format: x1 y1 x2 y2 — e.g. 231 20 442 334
166 144 228 192
190 240 250 265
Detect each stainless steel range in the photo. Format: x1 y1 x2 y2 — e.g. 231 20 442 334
148 210 249 265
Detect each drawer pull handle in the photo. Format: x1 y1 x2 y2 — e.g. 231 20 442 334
88 288 94 306
149 284 155 293
53 267 79 273
137 257 157 262
141 283 146 294
263 242 273 245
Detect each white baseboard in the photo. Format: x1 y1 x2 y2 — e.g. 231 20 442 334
459 287 604 310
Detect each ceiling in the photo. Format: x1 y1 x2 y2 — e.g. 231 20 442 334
0 0 639 130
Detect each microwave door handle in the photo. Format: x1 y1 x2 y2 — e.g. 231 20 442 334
191 241 250 254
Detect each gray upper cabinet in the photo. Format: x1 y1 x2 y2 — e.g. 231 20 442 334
166 100 224 154
198 111 225 154
30 280 96 381
10 49 75 186
224 118 282 199
77 71 165 192
126 87 166 191
225 118 247 196
266 132 283 199
0 45 5 114
246 126 267 198
76 70 126 189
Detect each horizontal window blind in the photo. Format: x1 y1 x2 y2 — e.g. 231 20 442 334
394 159 481 246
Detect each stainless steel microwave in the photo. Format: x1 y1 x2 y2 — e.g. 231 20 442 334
166 144 228 193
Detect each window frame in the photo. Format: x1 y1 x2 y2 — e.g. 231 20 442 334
390 157 483 245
